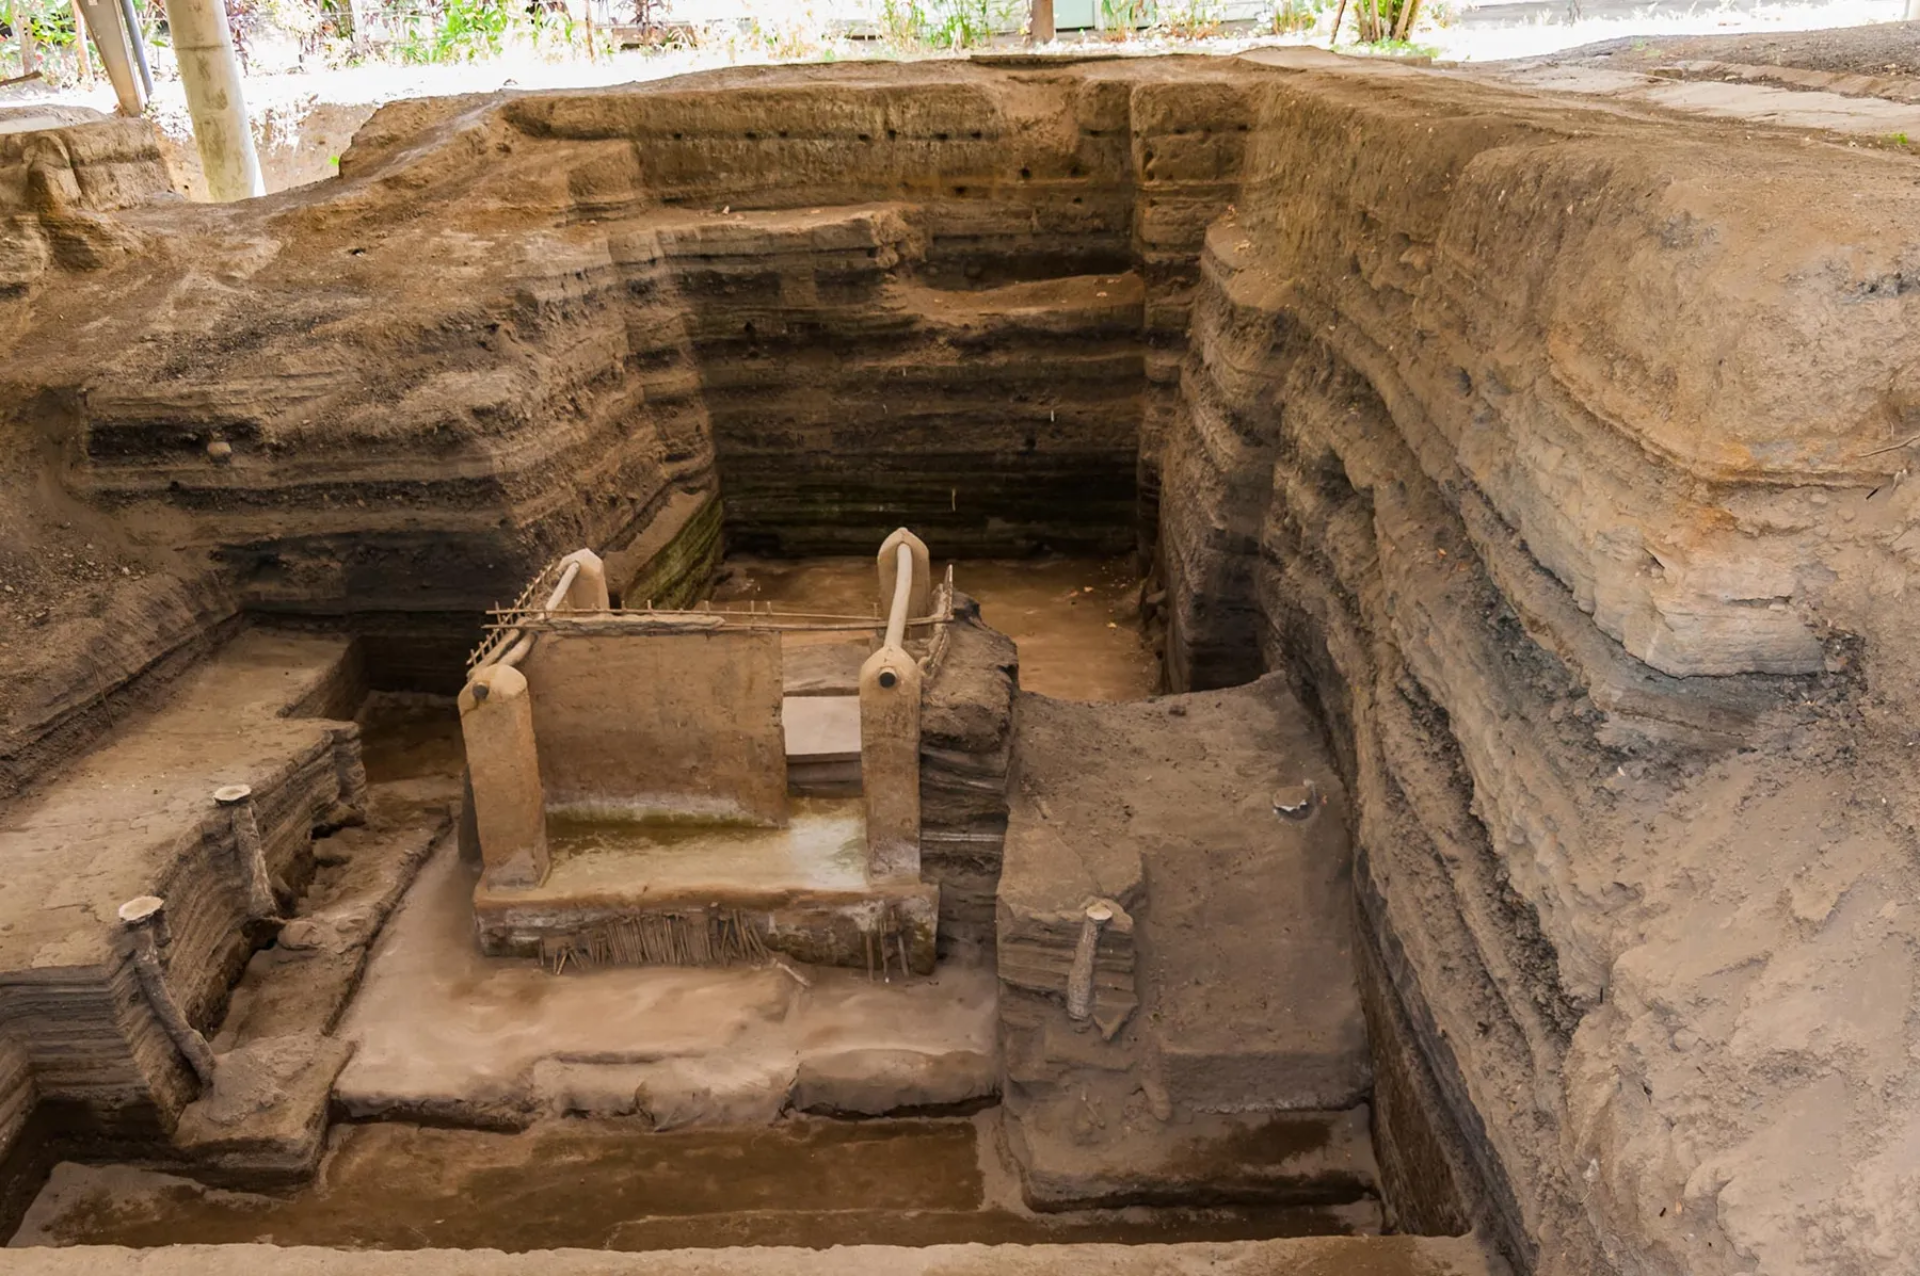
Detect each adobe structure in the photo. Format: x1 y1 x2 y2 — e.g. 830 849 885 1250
2 31 1919 1276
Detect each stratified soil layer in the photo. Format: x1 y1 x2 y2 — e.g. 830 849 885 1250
4 47 1920 1276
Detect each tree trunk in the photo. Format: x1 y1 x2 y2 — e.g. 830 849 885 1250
70 0 94 80
16 2 39 74
1030 0 1054 43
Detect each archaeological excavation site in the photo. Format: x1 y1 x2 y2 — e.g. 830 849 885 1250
2 29 1920 1276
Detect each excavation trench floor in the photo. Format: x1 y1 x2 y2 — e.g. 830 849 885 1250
333 838 998 1127
714 556 1158 701
9 1114 1374 1250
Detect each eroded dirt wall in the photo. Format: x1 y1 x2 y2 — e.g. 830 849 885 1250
0 60 1258 728
1158 58 1920 1276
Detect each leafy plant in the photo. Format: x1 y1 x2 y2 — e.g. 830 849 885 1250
876 0 1015 51
391 0 518 64
1335 0 1420 46
1099 0 1150 36
1157 0 1219 40
1266 0 1324 34
1350 33 1436 56
3 0 86 83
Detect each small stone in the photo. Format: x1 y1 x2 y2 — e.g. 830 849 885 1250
1272 781 1319 820
276 918 325 951
206 438 233 462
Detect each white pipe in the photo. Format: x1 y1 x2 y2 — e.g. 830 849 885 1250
78 0 145 115
1067 901 1114 1022
497 558 582 669
164 0 262 201
884 542 913 651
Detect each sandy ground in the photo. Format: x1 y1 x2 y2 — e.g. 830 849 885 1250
7 1109 1393 1249
716 556 1160 701
334 823 1001 1127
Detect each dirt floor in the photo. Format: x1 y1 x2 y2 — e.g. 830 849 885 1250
714 556 1160 700
9 1113 1382 1250
332 833 999 1129
1549 19 1920 76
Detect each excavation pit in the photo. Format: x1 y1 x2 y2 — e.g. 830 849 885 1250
4 42 1916 1276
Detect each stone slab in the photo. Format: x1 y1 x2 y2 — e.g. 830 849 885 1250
783 695 861 762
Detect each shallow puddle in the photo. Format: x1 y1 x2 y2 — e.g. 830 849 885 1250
543 797 870 894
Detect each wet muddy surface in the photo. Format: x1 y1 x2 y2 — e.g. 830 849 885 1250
714 555 1159 701
543 798 870 894
13 1117 1363 1250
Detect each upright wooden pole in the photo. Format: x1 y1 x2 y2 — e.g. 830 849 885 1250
1030 0 1054 44
1391 0 1419 40
69 0 94 82
15 2 40 75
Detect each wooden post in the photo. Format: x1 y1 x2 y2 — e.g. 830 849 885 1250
15 2 40 75
69 0 93 82
1029 0 1054 44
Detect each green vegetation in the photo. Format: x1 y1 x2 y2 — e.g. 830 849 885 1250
1331 0 1421 45
876 0 1020 51
1265 0 1328 34
1347 34 1437 57
1156 0 1222 40
3 0 83 82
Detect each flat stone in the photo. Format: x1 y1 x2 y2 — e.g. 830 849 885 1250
173 1033 354 1183
784 695 861 762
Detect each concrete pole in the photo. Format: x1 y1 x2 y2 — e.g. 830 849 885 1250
164 0 263 201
